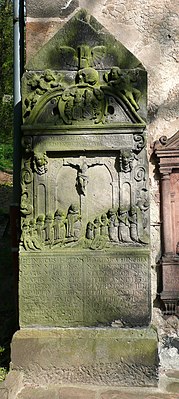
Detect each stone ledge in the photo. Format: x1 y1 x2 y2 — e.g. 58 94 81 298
14 385 179 399
159 370 179 394
11 327 158 388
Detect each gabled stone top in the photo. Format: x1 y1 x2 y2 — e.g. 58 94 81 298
26 9 143 71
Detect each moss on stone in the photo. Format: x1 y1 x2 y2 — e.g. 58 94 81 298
26 9 143 71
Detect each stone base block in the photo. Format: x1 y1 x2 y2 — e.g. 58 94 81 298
15 386 179 399
10 327 159 388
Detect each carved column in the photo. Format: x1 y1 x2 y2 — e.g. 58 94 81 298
161 171 173 256
154 134 179 316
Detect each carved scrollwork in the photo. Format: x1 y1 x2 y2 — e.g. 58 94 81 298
22 136 33 154
133 134 145 153
135 195 149 244
21 164 33 185
159 135 167 145
134 166 146 182
20 161 33 217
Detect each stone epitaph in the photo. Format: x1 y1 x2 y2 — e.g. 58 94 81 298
19 10 150 327
154 132 179 316
10 10 158 389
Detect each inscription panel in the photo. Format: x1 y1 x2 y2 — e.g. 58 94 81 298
33 134 133 152
19 250 150 327
162 263 179 293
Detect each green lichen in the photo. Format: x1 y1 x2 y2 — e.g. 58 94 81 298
26 9 143 71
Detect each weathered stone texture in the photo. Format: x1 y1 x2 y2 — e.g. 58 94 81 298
17 387 96 399
100 391 179 399
2 371 24 399
26 21 64 62
19 251 150 327
153 310 179 371
78 0 179 138
27 0 79 18
15 385 179 399
11 328 158 387
0 388 8 399
17 387 59 399
26 0 179 135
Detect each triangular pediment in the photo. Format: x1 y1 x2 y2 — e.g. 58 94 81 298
26 9 143 71
154 131 179 152
164 131 179 149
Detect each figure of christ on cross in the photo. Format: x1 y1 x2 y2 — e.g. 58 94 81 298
63 156 103 235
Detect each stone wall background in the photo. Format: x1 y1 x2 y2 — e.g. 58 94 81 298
26 0 179 307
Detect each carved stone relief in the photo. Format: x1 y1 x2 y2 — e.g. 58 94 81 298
22 68 145 128
19 10 150 328
22 41 146 128
20 147 149 251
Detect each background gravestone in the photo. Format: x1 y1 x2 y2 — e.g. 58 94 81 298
154 132 179 316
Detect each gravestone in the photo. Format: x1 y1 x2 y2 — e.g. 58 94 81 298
154 132 179 316
11 9 158 389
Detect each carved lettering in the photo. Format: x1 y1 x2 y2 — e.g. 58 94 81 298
20 252 149 326
33 134 133 152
